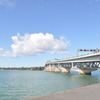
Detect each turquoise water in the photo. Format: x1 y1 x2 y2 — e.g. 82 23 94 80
0 70 100 100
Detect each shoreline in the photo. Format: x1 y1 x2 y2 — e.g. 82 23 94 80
0 67 45 71
25 83 100 100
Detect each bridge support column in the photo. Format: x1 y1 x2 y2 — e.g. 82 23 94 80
58 67 68 72
53 63 60 72
70 62 87 75
70 62 98 75
44 63 60 72
58 63 71 73
44 64 53 71
78 68 98 75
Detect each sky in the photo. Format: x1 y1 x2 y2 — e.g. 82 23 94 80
0 0 100 67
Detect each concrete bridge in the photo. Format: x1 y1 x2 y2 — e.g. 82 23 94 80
44 52 100 75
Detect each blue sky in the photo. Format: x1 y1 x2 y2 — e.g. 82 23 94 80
0 0 100 67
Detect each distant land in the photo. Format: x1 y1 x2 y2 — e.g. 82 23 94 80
0 67 45 71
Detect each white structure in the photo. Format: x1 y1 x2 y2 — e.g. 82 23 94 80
45 52 100 75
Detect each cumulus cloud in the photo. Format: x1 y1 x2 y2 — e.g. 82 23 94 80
0 51 16 57
0 48 3 51
0 33 70 57
0 0 15 7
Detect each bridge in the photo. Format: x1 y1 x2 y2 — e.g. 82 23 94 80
44 52 100 75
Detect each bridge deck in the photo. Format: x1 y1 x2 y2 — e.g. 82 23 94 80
25 83 100 100
46 52 100 64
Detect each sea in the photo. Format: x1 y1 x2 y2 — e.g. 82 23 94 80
0 70 100 100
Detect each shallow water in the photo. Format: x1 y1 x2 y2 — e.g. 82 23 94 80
0 70 100 100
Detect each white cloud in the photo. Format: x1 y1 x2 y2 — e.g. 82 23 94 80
0 51 16 57
0 0 15 7
0 48 3 51
0 33 70 57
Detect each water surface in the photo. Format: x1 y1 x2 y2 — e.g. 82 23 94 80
0 70 100 100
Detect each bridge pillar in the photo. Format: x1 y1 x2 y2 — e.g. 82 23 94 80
44 63 60 72
70 62 98 75
71 63 85 75
44 64 53 71
58 67 68 72
58 63 71 73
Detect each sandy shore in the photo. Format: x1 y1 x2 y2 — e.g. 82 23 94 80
25 83 100 100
